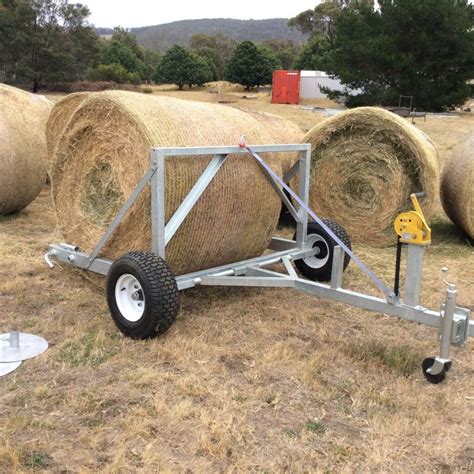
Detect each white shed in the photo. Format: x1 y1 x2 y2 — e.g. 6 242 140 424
300 70 347 100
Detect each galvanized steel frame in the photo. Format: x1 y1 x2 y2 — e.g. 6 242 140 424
46 144 473 370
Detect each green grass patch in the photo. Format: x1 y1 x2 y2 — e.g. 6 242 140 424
283 428 298 439
58 332 115 367
344 339 422 376
305 420 325 433
23 451 51 469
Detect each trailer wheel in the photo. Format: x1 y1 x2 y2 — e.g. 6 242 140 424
294 219 351 281
106 251 180 339
421 357 450 384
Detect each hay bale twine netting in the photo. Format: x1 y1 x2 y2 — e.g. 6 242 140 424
441 134 474 238
235 108 303 174
0 84 52 214
46 92 89 169
303 107 440 246
51 90 300 275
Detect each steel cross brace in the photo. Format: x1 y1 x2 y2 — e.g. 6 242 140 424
45 144 472 377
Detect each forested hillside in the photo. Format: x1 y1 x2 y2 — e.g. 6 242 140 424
95 18 306 51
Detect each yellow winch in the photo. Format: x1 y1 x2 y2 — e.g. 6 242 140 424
394 192 431 245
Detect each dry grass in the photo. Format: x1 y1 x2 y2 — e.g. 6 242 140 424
1 86 473 472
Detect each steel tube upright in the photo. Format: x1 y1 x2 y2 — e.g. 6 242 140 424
440 284 457 360
295 148 311 247
151 149 166 259
403 245 425 306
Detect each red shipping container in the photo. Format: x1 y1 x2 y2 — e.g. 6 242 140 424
271 70 300 104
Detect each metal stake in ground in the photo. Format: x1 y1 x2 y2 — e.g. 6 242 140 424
0 331 48 363
0 361 22 377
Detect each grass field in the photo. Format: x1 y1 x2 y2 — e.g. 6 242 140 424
1 84 473 472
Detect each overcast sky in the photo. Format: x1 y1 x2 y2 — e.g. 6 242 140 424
80 0 320 28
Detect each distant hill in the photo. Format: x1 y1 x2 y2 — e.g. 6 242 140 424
95 18 307 51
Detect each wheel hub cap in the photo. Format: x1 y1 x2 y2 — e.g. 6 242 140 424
115 274 145 322
303 234 330 269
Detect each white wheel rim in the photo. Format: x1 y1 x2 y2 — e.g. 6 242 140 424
303 234 330 269
115 274 145 322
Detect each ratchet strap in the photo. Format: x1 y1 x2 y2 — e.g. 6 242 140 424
242 144 395 301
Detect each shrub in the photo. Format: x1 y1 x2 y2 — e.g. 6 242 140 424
86 63 130 84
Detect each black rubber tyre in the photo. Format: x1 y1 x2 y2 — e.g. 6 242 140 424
106 251 180 339
294 219 351 281
422 357 447 384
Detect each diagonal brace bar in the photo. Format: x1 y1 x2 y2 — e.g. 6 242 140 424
252 158 302 223
164 154 229 245
283 159 300 183
88 166 157 265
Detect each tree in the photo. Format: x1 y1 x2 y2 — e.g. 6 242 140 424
194 47 219 81
0 0 100 90
154 45 213 90
187 54 214 87
86 63 130 83
225 41 281 90
261 39 302 70
142 49 161 83
294 35 329 70
189 33 237 80
321 0 474 110
288 0 374 37
100 27 145 77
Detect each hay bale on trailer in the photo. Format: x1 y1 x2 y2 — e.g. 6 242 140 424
46 92 89 169
234 108 303 174
0 84 52 215
302 107 440 246
441 134 474 238
51 91 297 275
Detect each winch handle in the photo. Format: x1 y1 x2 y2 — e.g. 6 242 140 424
410 192 428 218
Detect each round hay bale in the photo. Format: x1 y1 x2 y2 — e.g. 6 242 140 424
235 108 303 174
0 84 52 214
441 134 474 238
51 91 290 275
46 92 89 169
302 107 440 246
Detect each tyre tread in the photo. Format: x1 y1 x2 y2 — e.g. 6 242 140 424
107 251 180 339
294 218 351 281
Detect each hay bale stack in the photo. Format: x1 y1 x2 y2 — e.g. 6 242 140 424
0 84 52 214
441 134 474 238
46 92 89 168
51 91 291 275
302 107 440 246
235 108 303 174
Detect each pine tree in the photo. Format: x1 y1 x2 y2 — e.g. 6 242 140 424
320 0 474 110
225 41 281 90
154 45 213 90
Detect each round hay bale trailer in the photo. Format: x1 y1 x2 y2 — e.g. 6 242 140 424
49 91 301 276
46 141 473 384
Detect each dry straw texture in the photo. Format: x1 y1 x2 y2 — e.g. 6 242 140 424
51 91 299 275
234 108 303 174
46 92 89 169
303 107 440 246
441 134 474 238
0 84 52 214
